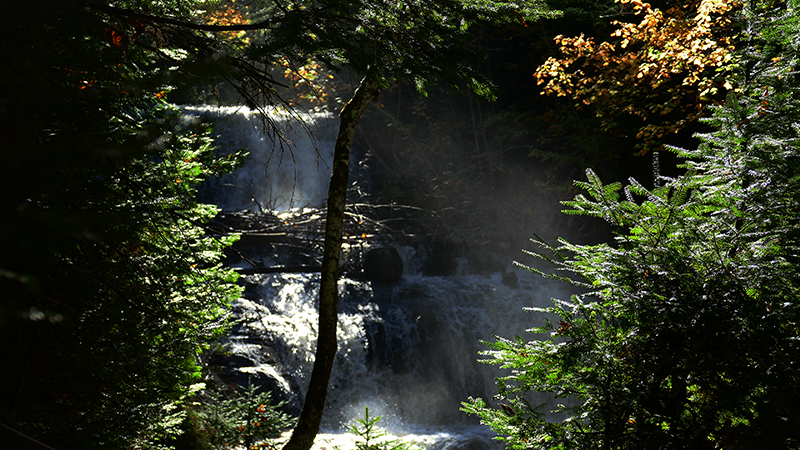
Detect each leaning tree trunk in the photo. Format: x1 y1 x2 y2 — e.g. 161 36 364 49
282 72 380 450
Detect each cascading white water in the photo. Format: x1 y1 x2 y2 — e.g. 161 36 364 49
195 106 574 449
228 270 573 450
230 271 572 423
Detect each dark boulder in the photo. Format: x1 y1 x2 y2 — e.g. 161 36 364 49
423 237 467 276
363 247 403 284
502 271 518 288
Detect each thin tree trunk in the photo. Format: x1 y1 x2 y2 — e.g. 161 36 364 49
282 72 380 450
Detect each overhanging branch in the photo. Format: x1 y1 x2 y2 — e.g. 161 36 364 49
84 1 279 32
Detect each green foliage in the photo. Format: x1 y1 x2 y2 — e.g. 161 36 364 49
0 1 245 448
343 408 418 450
463 2 800 448
0 101 246 449
181 382 295 450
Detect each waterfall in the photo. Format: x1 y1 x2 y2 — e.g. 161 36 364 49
183 105 338 211
192 106 572 449
228 272 571 425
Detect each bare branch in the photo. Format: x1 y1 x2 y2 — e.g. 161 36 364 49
84 1 279 32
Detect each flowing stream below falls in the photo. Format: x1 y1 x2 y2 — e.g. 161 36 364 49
184 105 576 450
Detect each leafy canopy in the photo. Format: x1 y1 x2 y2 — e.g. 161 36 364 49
535 0 741 153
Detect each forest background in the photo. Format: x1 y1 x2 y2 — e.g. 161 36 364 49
3 0 797 449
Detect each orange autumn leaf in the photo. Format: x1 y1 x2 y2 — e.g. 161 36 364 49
534 0 742 154
106 27 123 47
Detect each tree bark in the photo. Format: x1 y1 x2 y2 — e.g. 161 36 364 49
282 72 380 450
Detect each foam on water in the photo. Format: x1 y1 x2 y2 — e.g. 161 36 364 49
226 271 571 434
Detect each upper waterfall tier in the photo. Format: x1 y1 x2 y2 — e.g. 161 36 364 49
183 105 338 212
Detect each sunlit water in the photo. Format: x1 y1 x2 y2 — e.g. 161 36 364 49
190 106 574 449
182 105 337 211
280 426 504 450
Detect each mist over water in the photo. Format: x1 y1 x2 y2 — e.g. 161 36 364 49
194 106 578 449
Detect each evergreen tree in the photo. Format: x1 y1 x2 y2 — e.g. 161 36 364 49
463 1 800 448
0 1 245 448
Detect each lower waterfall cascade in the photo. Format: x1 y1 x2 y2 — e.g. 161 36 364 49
221 271 574 450
187 105 578 450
